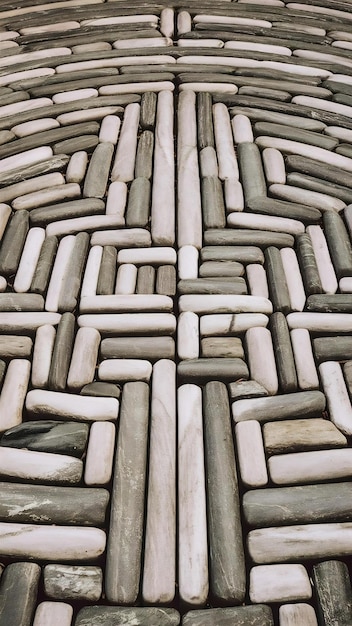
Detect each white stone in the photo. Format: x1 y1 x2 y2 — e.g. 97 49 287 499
99 359 152 382
290 329 319 390
319 361 352 436
81 15 158 26
280 248 306 312
52 88 98 104
306 225 338 294
26 389 119 421
200 313 269 336
100 81 174 95
0 277 6 292
99 114 120 144
0 47 70 68
80 294 172 314
56 107 121 126
256 137 352 172
33 602 73 626
177 11 191 35
67 327 100 390
78 313 176 334
143 360 176 603
287 313 352 332
0 312 60 331
0 204 11 240
114 264 137 295
151 90 175 245
213 103 239 180
177 39 224 48
46 215 125 238
105 181 127 217
324 125 352 143
0 447 83 483
117 247 176 265
231 114 253 144
246 327 278 395
0 68 55 87
339 277 352 293
269 183 345 213
56 56 175 74
179 295 272 314
0 173 64 204
269 448 352 485
81 246 103 298
178 384 208 605
84 422 116 486
249 564 311 603
112 37 172 49
224 178 244 212
177 91 202 249
332 39 352 50
200 147 218 178
293 49 352 69
32 324 56 388
262 147 286 184
0 97 52 119
12 118 60 138
235 421 268 487
179 83 237 94
45 235 75 312
228 212 304 235
226 40 291 56
279 604 318 626
193 14 272 28
0 31 19 40
12 183 80 212
246 264 269 298
0 359 31 433
0 147 53 174
66 151 88 184
111 103 140 182
14 227 45 293
178 246 198 280
0 523 106 561
178 311 199 360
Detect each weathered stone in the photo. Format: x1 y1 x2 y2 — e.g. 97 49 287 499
101 336 175 361
1 420 88 457
312 560 352 626
75 607 180 626
270 312 298 393
178 358 249 383
182 606 273 626
48 312 75 392
0 562 40 626
232 391 326 423
249 564 311 604
44 564 102 601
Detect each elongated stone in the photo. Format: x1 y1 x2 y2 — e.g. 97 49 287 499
199 261 244 278
291 328 319 390
201 175 226 228
201 337 244 358
25 196 103 227
78 313 176 335
287 312 352 332
319 361 352 436
0 562 40 626
96 246 116 295
67 327 100 391
0 312 60 332
99 359 152 383
1 418 88 457
111 102 140 182
265 246 291 314
297 233 322 295
247 195 321 223
246 264 268 298
66 150 88 184
105 382 149 604
99 114 120 144
26 389 119 422
263 418 347 456
143 360 176 604
213 102 239 180
179 279 247 296
48 312 75 392
117 247 176 265
243 482 352 529
182 606 273 626
203 382 245 603
306 224 338 295
45 235 75 312
126 177 151 227
140 91 157 129
33 602 73 626
0 209 29 277
85 423 114 485
59 232 89 312
135 130 153 180
0 447 83 485
286 154 352 188
14 227 45 294
287 171 352 206
0 172 63 204
90 227 151 247
178 358 248 383
236 420 268 488
270 312 298 393
178 311 199 360
136 265 155 293
76 607 180 626
83 141 114 198
46 214 125 239
0 335 31 359
31 324 55 388
227 212 304 236
224 178 244 212
30 235 58 295
200 147 218 178
101 337 174 361
270 183 346 214
246 326 278 395
179 294 272 314
44 564 102 601
178 384 208 606
314 336 352 363
0 523 106 562
156 265 176 296
200 313 268 336
248 523 352 564
204 228 294 248
0 359 30 433
237 141 266 203
312 560 352 626
80 294 172 314
269 448 352 486
324 210 352 278
81 383 120 399
151 90 175 246
0 293 44 312
262 147 285 185
197 91 214 149
250 564 311 604
255 121 338 151
232 390 326 423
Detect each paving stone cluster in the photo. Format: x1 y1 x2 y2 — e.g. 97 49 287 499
1 0 352 624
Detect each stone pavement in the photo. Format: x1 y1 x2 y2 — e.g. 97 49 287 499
0 0 352 624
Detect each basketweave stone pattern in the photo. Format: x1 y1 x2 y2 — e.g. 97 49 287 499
0 0 352 624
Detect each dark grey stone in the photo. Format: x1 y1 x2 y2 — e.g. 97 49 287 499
100 337 175 361
0 210 29 277
247 196 321 223
140 91 157 130
136 265 156 293
297 232 322 295
286 155 352 189
59 232 89 312
324 210 352 278
0 154 69 187
201 175 226 229
125 177 151 228
156 265 176 296
0 562 40 626
197 91 214 149
44 564 103 601
83 142 115 199
1 420 88 457
80 382 121 399
270 312 298 393
313 560 352 626
182 605 273 626
178 278 247 295
53 135 99 156
237 142 267 203
30 198 105 227
135 130 154 180
75 606 180 626
314 335 352 363
265 247 291 315
48 312 75 392
254 121 338 151
30 235 58 295
97 246 117 296
287 172 352 205
178 358 249 383
204 228 294 248
307 294 352 313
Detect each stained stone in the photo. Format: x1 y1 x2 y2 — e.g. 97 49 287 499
140 91 157 129
201 246 264 264
197 91 214 149
319 361 352 436
105 382 149 604
1 420 88 457
0 446 83 484
199 261 245 277
255 121 338 151
96 246 116 296
0 335 32 358
265 247 291 315
204 228 294 249
26 389 119 422
67 327 100 390
33 602 73 626
249 564 311 604
143 360 176 604
263 418 347 456
229 380 268 400
0 562 41 626
269 449 352 486
270 312 298 393
201 175 226 228
83 141 114 198
44 564 102 601
314 336 352 363
312 560 352 626
232 390 326 423
0 209 29 277
135 130 154 180
286 154 352 189
182 606 274 626
324 209 352 278
179 279 246 296
297 233 322 296
0 523 106 562
126 177 151 228
247 196 321 223
201 337 244 358
80 383 120 399
237 142 267 202
30 235 58 295
75 606 180 626
178 358 249 383
48 312 75 392
248 523 352 564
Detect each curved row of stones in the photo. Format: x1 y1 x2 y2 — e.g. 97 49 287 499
1 0 352 624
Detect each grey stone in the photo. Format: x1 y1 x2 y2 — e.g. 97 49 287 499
237 142 267 203
44 564 102 601
83 142 115 199
0 294 44 312
53 134 99 155
229 380 269 400
263 418 347 456
270 312 298 392
197 91 214 149
247 196 321 223
80 382 120 399
265 247 291 315
101 337 175 361
313 560 352 626
254 122 339 151
156 265 176 296
201 175 226 229
178 278 247 295
182 605 273 626
286 155 352 189
96 246 117 296
30 235 58 295
48 312 75 392
178 358 249 383
201 245 264 264
297 233 322 295
0 154 69 187
0 210 29 277
199 261 245 277
75 606 180 626
204 228 294 248
1 420 89 457
140 91 157 129
29 198 105 227
126 177 151 228
287 172 352 205
59 232 89 312
135 130 154 180
233 390 326 423
324 210 352 279
0 562 40 626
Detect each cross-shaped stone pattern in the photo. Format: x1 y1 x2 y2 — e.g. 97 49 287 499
0 1 352 624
